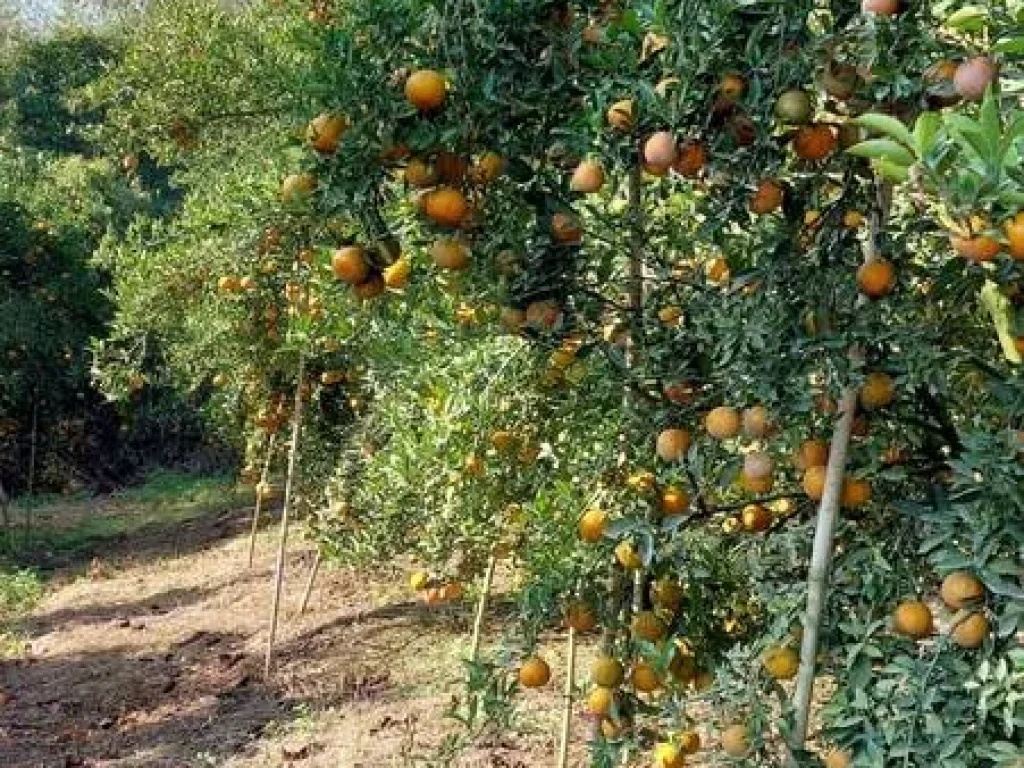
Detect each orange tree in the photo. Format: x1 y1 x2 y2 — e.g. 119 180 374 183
91 1 1022 766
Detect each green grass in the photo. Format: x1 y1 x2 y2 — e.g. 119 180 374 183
0 567 43 656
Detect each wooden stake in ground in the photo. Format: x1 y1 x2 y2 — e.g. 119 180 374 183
557 626 577 768
297 547 322 616
788 385 857 760
469 555 497 664
248 433 278 568
264 353 307 680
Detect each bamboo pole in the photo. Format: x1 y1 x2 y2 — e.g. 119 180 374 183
469 554 497 664
297 547 322 616
248 433 278 568
557 626 577 768
23 392 38 546
264 353 306 679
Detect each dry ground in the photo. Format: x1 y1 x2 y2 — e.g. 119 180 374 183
0 484 608 768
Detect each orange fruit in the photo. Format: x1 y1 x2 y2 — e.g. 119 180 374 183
803 465 828 501
518 656 551 688
823 748 853 768
217 275 240 294
471 151 504 185
742 451 774 480
659 485 690 517
750 179 784 214
281 172 317 203
404 158 438 188
631 661 662 693
951 230 1002 263
551 212 582 244
951 612 989 649
857 258 895 298
893 600 933 639
953 57 998 102
565 601 598 633
742 405 771 438
775 88 813 124
606 99 636 131
1004 213 1024 260
571 159 606 193
720 724 750 757
729 114 757 146
678 730 701 755
578 507 607 543
674 140 707 177
741 504 772 533
741 472 773 494
405 69 447 111
631 610 667 642
590 655 624 688
860 372 895 410
587 686 614 715
656 428 692 462
940 571 985 610
433 151 469 183
644 131 677 167
331 245 369 285
719 73 746 101
431 238 470 270
763 646 799 680
793 124 837 161
383 258 411 289
408 570 429 591
840 476 871 509
615 541 644 570
658 305 682 326
306 113 347 153
440 582 463 601
423 187 469 227
653 741 683 768
706 406 741 440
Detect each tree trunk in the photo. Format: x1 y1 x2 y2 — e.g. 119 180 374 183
557 626 577 768
469 555 496 664
248 433 277 568
297 547 321 616
264 353 306 679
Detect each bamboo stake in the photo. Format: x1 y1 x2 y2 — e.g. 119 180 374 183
23 392 38 546
296 547 322 615
556 627 577 768
469 554 497 664
248 433 278 568
264 353 306 679
789 385 857 755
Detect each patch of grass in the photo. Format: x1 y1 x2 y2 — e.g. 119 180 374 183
0 567 42 657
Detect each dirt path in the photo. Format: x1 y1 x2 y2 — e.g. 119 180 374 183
0 498 585 768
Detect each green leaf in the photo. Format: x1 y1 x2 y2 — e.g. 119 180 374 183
873 158 912 183
943 5 990 32
913 112 942 157
979 281 1023 365
852 113 917 152
846 139 916 167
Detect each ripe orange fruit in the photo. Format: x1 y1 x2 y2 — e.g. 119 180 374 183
653 741 683 768
951 612 989 649
331 245 369 285
601 717 629 740
741 472 773 494
893 600 933 639
823 748 853 768
1005 213 1024 260
383 258 411 289
658 305 682 326
719 72 746 101
763 646 799 680
423 187 469 227
742 451 774 481
615 541 644 570
405 69 447 111
281 172 317 203
749 179 784 214
518 656 551 688
742 405 771 438
631 610 667 642
431 238 470 270
631 661 662 693
674 140 707 177
408 570 429 591
706 406 741 440
940 571 985 609
551 212 582 244
840 476 872 509
578 507 607 543
565 600 598 632
803 465 828 501
525 299 563 330
775 89 813 124
587 686 614 715
860 372 895 410
951 229 1002 263
471 152 504 185
720 724 750 757
862 0 900 14
678 730 700 755
306 113 347 153
741 504 772 532
606 99 635 131
706 257 730 284
571 159 606 193
440 581 463 601
404 158 438 188
433 151 469 183
659 485 690 517
651 578 684 611
590 655 624 688
644 131 677 167
217 275 240 294
656 428 691 462
953 57 998 102
793 124 837 161
857 258 895 298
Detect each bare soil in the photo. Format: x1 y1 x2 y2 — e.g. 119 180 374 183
0 498 599 768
